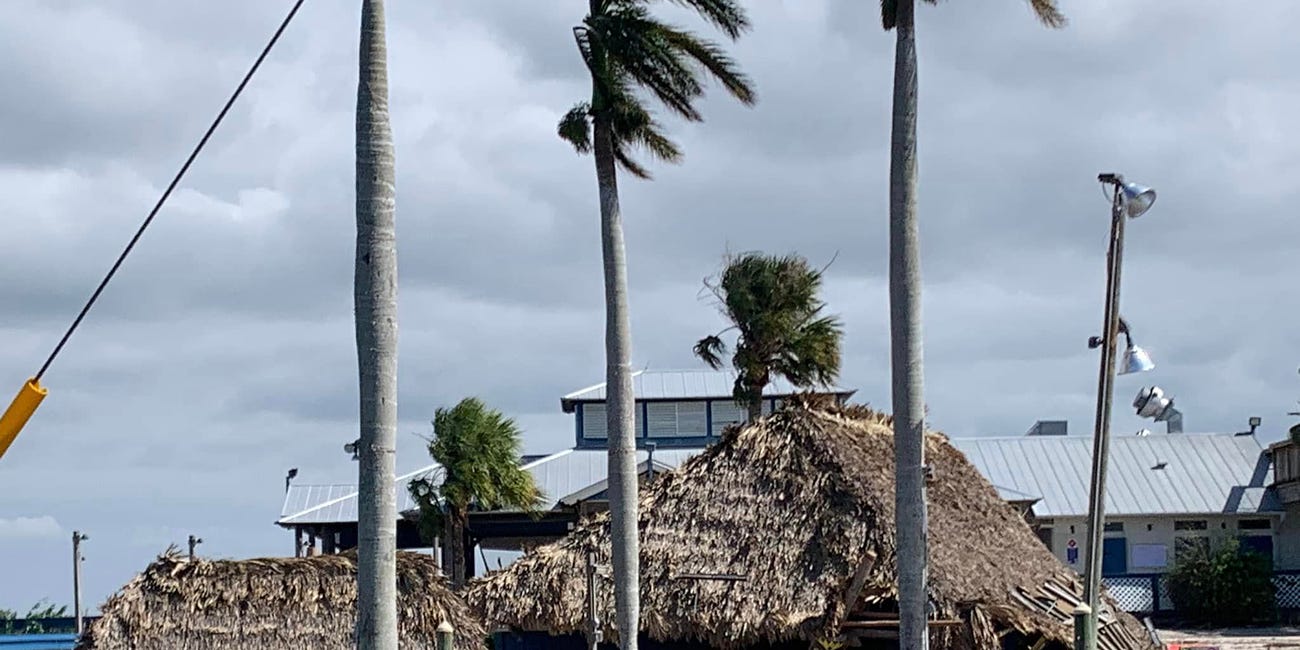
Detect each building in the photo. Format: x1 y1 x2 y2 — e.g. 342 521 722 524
276 369 855 575
277 370 1299 610
951 420 1293 575
467 403 1155 650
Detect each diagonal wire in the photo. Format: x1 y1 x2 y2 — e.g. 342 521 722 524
35 0 308 382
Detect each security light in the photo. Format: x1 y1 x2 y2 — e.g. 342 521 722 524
1119 345 1155 375
1120 182 1156 218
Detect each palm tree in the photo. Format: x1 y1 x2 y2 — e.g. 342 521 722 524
879 1 1064 647
408 397 543 588
557 2 755 648
354 0 398 647
694 252 843 422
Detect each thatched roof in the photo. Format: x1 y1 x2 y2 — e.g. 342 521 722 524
81 549 485 650
467 399 1156 650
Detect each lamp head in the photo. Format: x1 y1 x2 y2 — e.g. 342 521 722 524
1120 182 1156 218
1119 345 1155 375
287 468 298 480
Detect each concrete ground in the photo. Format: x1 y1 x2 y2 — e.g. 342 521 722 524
1158 627 1300 650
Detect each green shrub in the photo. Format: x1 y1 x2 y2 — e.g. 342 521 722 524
1165 538 1276 626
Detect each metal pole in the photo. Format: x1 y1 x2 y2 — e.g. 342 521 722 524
1081 182 1126 650
72 531 86 637
188 535 202 560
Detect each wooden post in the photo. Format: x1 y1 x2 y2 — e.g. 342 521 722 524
436 621 454 650
72 531 87 637
295 527 303 558
586 552 602 650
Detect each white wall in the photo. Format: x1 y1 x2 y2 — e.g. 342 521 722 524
1038 514 1286 574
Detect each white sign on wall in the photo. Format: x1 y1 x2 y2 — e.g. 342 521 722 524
1130 543 1168 569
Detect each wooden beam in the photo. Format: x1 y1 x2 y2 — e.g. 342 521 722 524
841 620 963 629
840 548 878 613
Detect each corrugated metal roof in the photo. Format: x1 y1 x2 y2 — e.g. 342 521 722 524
278 464 440 525
949 432 1280 518
528 448 700 510
278 448 703 525
561 369 855 406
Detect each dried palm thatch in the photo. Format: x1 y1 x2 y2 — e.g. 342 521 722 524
467 397 1156 650
80 548 484 650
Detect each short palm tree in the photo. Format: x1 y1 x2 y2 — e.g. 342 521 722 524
557 2 755 648
408 397 543 589
694 252 843 422
880 1 1064 647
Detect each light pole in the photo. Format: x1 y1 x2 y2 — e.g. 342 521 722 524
72 530 88 637
285 467 298 493
1077 173 1157 650
188 534 204 560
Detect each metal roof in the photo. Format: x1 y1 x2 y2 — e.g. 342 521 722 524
949 432 1280 518
277 449 702 525
561 368 855 410
278 463 439 525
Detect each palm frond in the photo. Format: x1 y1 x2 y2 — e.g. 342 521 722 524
558 103 593 153
1027 0 1067 28
880 0 939 31
655 24 755 105
693 335 728 369
589 7 704 121
612 100 682 165
661 0 750 39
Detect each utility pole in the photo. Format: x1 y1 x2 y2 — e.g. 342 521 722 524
72 530 88 637
188 534 204 560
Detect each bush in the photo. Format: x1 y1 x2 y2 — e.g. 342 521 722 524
1165 538 1276 626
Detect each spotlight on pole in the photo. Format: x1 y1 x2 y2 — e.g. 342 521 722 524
1133 386 1183 433
1119 182 1157 218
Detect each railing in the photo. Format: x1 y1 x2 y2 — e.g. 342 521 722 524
1102 570 1300 614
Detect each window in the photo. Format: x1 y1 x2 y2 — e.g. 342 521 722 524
1174 536 1210 563
1103 522 1124 533
1174 520 1208 531
646 402 708 438
582 403 643 439
710 400 746 436
582 404 606 440
677 402 707 437
1237 519 1271 531
1035 527 1053 551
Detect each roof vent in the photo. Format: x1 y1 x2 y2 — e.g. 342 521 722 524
1026 420 1068 436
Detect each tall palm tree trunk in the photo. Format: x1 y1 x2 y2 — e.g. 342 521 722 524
593 114 640 650
887 0 928 649
355 0 398 647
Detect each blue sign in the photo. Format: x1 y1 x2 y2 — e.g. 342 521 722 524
1066 546 1078 564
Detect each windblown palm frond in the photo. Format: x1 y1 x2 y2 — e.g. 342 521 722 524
562 0 755 178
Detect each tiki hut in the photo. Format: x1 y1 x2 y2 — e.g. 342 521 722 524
467 398 1156 650
81 549 485 650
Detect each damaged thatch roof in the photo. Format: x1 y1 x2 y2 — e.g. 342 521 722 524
467 398 1156 650
81 549 484 650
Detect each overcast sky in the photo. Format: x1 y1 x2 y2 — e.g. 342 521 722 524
2 0 1298 613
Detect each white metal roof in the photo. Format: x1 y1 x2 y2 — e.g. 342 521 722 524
277 449 701 525
949 432 1280 518
561 368 855 408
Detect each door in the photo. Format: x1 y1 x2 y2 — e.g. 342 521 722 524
1102 537 1128 576
1238 535 1274 567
